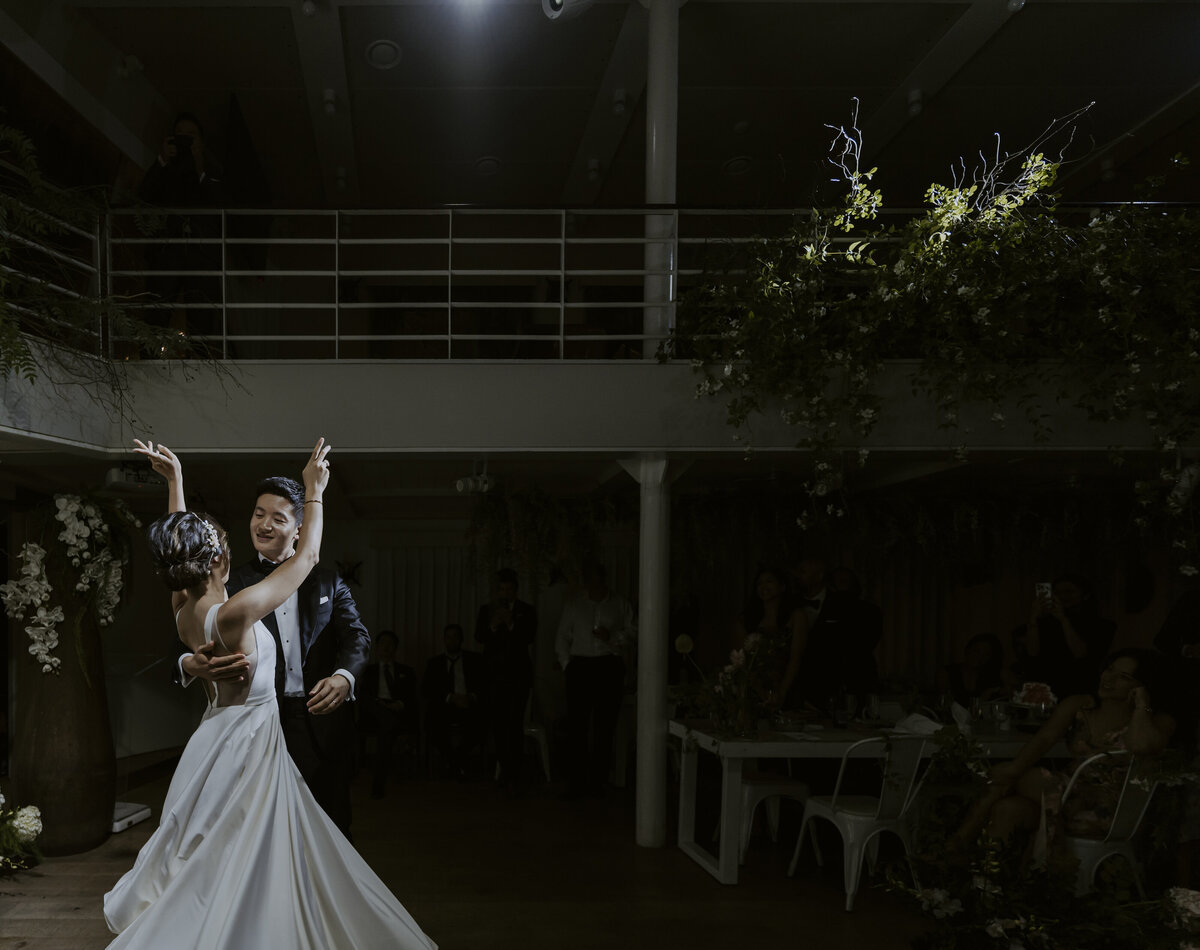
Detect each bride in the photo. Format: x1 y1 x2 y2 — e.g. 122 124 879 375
104 437 436 950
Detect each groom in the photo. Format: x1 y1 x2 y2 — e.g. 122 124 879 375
176 475 370 837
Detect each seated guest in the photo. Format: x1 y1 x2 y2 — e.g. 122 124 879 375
422 623 487 780
1010 573 1116 698
735 566 808 711
359 630 418 797
950 648 1177 857
830 566 883 698
790 555 871 714
938 633 1006 709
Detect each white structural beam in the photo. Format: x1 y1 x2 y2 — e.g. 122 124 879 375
860 0 1021 162
289 4 360 205
1059 79 1200 190
561 3 649 205
642 0 679 359
0 0 168 168
619 454 671 849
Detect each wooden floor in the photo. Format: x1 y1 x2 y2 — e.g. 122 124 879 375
0 760 930 949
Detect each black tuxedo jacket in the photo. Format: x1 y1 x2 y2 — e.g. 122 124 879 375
421 650 487 707
172 559 370 698
474 598 536 686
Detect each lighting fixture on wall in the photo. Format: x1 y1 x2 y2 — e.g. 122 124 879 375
587 158 601 182
366 39 402 70
301 0 319 16
907 88 923 117
323 88 336 116
455 475 493 494
612 88 626 116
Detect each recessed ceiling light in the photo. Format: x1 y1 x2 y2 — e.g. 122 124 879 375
722 155 753 177
365 39 401 70
474 156 502 177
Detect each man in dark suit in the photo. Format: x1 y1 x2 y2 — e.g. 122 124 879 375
359 629 418 797
790 556 877 715
422 623 486 780
475 568 537 794
176 475 370 837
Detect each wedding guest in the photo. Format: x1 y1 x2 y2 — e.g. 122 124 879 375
1011 573 1116 698
789 555 864 714
555 562 635 800
136 113 225 332
734 566 807 710
173 474 370 839
359 629 418 798
830 565 884 698
475 568 537 795
938 633 1006 708
422 623 486 780
949 648 1177 858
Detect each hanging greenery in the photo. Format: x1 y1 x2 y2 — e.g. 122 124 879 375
0 117 224 422
669 101 1200 572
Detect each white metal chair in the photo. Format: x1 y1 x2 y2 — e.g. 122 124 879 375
787 735 927 911
1060 750 1157 899
736 772 810 865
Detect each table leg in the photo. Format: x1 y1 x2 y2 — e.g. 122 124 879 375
677 737 698 849
716 755 744 884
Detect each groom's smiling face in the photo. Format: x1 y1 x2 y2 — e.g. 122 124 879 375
250 492 300 563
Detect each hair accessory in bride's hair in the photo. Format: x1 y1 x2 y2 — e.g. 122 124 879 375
200 519 221 560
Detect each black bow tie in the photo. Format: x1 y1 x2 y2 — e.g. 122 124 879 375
254 558 279 575
799 597 821 609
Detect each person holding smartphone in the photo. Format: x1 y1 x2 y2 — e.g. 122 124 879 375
1014 573 1116 698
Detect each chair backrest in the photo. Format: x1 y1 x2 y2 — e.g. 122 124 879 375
1061 751 1157 844
830 735 928 819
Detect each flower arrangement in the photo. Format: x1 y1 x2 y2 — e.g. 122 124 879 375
671 632 775 736
0 494 139 674
1013 682 1058 707
0 790 42 875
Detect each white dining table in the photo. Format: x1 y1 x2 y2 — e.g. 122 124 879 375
669 718 1042 885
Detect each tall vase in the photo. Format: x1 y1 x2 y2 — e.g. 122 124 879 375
11 606 116 856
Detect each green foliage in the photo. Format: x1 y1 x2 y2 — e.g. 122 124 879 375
671 102 1200 572
0 115 216 419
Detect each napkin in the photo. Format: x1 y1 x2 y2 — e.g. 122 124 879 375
889 713 943 736
951 702 972 734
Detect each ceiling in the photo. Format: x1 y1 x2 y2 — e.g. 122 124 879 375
0 0 1197 210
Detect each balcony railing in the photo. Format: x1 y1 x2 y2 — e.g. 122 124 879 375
101 206 841 360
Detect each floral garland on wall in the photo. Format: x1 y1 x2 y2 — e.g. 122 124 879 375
671 101 1200 572
0 495 139 673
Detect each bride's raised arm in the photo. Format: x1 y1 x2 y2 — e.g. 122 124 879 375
132 440 185 513
217 438 331 640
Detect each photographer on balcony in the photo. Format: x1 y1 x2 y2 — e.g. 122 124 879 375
135 113 226 349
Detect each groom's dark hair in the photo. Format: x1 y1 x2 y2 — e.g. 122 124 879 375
256 476 306 525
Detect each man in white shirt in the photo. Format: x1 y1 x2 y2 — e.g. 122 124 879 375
555 563 635 799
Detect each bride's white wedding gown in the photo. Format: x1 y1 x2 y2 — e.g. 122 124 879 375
104 604 436 949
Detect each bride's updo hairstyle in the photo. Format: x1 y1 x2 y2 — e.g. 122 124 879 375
148 511 230 591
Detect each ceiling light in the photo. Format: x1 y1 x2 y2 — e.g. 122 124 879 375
542 0 595 21
301 0 318 16
323 88 336 116
612 88 626 116
1006 0 1025 11
722 156 753 177
365 39 402 70
907 88 923 118
474 156 502 177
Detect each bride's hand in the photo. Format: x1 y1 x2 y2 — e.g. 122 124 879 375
132 439 182 483
302 437 331 498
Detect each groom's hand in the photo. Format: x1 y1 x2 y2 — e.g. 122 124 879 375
307 673 350 715
182 642 249 683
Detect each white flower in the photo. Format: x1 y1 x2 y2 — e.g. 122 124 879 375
12 805 42 843
742 633 762 653
1181 565 1199 577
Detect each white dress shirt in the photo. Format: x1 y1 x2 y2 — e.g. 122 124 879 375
555 591 635 670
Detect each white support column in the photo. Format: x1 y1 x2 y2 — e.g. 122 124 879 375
642 0 679 358
620 454 670 847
